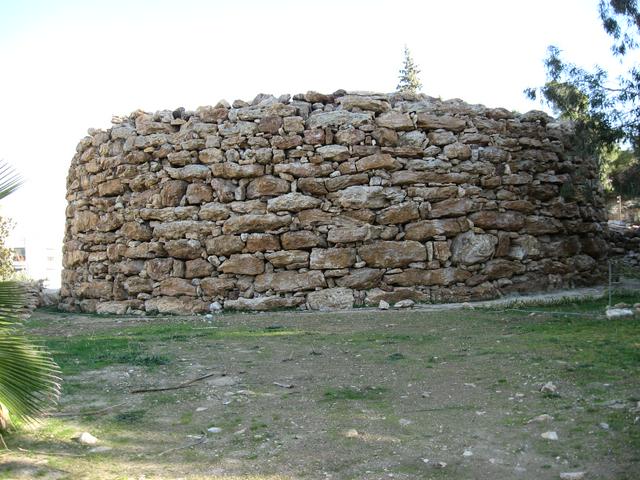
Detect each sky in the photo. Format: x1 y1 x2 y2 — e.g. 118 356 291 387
0 0 622 286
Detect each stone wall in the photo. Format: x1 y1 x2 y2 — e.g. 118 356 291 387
60 90 608 314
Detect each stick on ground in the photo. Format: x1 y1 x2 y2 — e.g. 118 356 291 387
50 402 129 418
131 371 222 394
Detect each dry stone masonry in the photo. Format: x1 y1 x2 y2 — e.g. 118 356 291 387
61 90 608 314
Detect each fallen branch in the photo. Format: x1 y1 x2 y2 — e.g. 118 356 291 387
131 371 223 394
155 435 208 457
16 447 86 458
273 382 294 389
50 402 129 418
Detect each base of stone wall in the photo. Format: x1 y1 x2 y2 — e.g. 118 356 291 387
58 272 607 315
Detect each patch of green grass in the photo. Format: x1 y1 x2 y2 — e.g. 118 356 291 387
480 306 640 384
32 418 78 440
386 352 406 361
341 332 438 346
43 335 171 374
114 410 146 424
322 386 387 402
179 411 193 425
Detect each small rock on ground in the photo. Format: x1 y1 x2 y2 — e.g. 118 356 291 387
560 472 586 480
394 299 415 309
74 432 98 445
527 413 554 423
605 308 634 319
540 381 557 393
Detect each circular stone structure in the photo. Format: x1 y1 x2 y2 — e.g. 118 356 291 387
60 90 608 314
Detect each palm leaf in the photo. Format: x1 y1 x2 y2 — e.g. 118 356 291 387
0 282 61 425
0 161 23 201
0 161 60 428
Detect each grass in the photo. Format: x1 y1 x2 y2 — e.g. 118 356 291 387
1 292 637 479
322 386 388 402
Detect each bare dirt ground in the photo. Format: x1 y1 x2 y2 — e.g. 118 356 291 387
1 294 639 480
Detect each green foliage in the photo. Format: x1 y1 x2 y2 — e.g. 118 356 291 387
0 216 15 280
396 45 423 94
0 161 60 429
600 147 640 197
526 1 640 160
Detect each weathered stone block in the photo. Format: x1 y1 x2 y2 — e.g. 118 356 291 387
310 248 356 270
220 254 264 275
324 173 369 192
376 111 413 130
164 239 203 259
385 268 471 286
223 214 292 234
416 113 466 131
450 231 497 266
281 231 322 250
358 241 426 268
185 258 214 278
355 153 399 172
254 271 326 292
245 233 281 252
246 176 290 199
330 186 406 209
469 210 525 231
428 198 474 218
145 296 208 314
224 296 306 311
376 202 419 225
405 218 470 240
200 277 236 297
267 193 322 212
307 287 354 310
265 250 309 268
335 268 384 289
159 278 197 296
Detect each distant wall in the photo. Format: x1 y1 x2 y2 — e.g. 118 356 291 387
60 90 608 314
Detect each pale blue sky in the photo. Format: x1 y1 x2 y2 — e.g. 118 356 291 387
0 0 621 284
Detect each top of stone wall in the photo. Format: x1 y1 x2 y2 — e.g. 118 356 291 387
98 90 572 148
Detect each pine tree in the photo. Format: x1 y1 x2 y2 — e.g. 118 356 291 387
526 0 640 157
396 46 423 93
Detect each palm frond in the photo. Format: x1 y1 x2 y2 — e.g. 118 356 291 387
0 161 60 427
0 161 23 201
0 282 60 425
